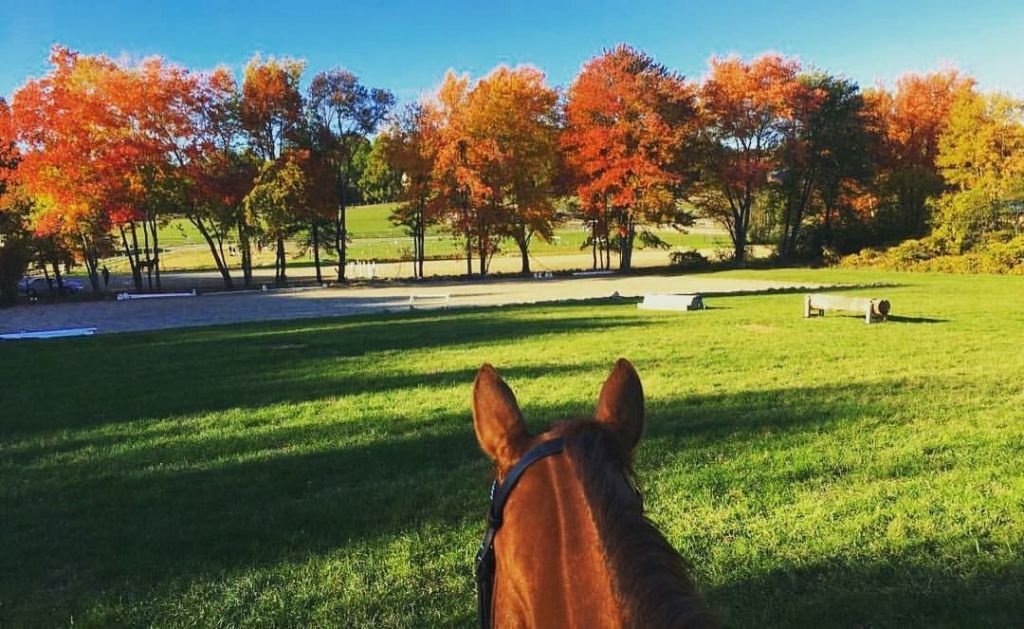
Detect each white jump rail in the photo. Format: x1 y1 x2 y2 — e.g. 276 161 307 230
1 327 97 340
572 270 615 277
637 293 705 312
408 293 451 309
117 289 197 301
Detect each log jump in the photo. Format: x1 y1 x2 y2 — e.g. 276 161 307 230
638 293 705 312
804 294 890 324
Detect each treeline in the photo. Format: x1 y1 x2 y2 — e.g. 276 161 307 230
1 44 1021 302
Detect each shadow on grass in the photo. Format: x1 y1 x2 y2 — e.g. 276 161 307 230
4 376 1019 626
0 307 650 437
709 556 1024 628
887 315 948 324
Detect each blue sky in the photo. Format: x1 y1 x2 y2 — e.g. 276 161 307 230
2 0 1022 101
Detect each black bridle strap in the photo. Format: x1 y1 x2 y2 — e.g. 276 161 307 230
476 437 565 629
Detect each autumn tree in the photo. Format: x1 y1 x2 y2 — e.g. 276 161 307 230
459 66 562 275
382 103 439 278
10 47 129 293
307 69 394 281
240 55 305 283
428 71 476 275
112 55 209 291
693 54 807 262
865 69 974 241
564 45 696 271
0 97 32 305
0 97 15 195
180 68 257 289
934 91 1024 249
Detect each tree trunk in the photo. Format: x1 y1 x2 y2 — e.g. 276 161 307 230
598 204 606 268
731 194 753 263
415 206 426 279
312 223 323 284
335 204 348 282
619 217 636 272
142 219 154 291
191 216 233 289
129 222 147 291
276 237 286 285
517 231 531 276
418 226 425 278
149 215 162 291
51 259 64 296
733 222 747 262
477 211 487 277
80 233 100 294
120 226 143 290
237 219 253 288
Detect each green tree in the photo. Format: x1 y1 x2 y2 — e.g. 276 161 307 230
244 154 310 285
307 69 394 281
775 73 876 258
360 136 402 204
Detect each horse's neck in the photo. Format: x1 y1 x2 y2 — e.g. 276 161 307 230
492 458 626 628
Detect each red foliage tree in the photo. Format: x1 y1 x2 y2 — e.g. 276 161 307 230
563 45 696 270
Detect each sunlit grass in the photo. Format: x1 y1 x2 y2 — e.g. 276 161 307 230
1 268 1022 627
101 203 729 274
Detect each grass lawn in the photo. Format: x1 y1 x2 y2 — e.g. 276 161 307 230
103 203 729 274
1 269 1022 627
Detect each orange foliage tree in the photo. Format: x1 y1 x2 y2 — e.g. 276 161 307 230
11 47 132 292
11 47 212 292
0 97 33 304
563 45 696 271
428 71 477 275
864 69 974 239
457 66 561 275
694 53 807 261
0 97 15 193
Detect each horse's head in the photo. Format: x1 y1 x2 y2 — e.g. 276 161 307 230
472 359 711 628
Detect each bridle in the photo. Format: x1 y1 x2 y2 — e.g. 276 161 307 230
474 433 644 628
475 437 565 629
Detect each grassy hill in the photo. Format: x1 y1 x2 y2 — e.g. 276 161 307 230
1 268 1021 626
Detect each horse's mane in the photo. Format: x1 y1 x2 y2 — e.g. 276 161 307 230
558 421 715 628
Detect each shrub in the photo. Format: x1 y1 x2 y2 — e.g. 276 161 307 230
841 234 1024 275
669 249 709 270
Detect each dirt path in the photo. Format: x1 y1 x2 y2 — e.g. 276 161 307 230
0 272 830 336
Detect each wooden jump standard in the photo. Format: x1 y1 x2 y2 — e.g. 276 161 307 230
804 294 891 324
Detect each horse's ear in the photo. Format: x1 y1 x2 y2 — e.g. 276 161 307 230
595 358 645 451
473 364 531 468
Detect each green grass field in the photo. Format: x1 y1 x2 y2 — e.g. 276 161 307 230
109 204 729 273
2 269 1022 627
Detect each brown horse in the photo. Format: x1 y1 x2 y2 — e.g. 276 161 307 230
472 358 713 628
